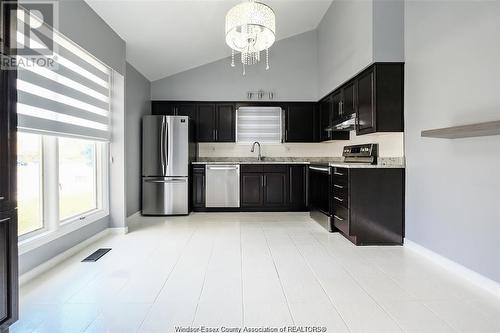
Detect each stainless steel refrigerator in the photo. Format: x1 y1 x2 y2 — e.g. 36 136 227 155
142 115 195 215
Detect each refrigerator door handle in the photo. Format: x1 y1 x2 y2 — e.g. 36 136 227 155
165 120 169 168
160 117 166 175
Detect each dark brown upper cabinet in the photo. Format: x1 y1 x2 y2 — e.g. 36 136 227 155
331 91 342 122
284 103 317 142
319 97 332 141
215 104 235 142
356 63 404 135
196 103 217 142
196 103 235 142
151 101 176 115
342 81 356 117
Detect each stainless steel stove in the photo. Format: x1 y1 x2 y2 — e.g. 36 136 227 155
342 143 378 164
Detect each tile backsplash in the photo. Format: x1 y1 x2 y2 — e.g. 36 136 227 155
199 132 404 158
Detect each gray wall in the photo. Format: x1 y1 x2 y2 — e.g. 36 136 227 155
405 0 500 283
20 217 110 274
317 0 373 98
20 0 126 274
125 63 151 217
317 0 404 99
58 0 126 75
151 30 318 101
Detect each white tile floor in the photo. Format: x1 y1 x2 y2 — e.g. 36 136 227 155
12 212 500 333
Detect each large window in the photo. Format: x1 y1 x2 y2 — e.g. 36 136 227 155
58 138 97 221
17 132 43 236
15 7 112 242
17 133 106 239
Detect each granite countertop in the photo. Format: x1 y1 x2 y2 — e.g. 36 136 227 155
192 157 405 168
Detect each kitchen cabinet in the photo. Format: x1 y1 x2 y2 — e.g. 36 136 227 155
356 63 404 135
263 172 287 207
197 103 236 142
284 103 317 142
331 91 342 122
342 81 356 117
215 104 235 142
191 165 205 209
0 210 17 330
240 173 263 207
288 165 307 210
240 164 306 211
318 97 332 141
318 96 350 142
331 167 404 245
196 103 216 142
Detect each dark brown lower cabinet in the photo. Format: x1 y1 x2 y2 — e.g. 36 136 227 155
240 173 263 207
0 210 17 332
288 165 307 210
240 164 307 211
193 164 307 212
331 167 404 245
263 172 287 207
191 166 205 209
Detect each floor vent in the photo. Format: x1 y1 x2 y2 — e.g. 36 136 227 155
82 248 111 262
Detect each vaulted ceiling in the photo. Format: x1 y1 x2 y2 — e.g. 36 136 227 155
85 0 333 81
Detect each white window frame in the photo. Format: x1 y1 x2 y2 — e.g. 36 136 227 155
18 134 110 253
235 106 283 144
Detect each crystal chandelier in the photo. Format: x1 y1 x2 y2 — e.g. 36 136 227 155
225 0 276 75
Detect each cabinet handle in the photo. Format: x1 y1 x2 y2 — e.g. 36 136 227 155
285 129 288 141
334 196 344 202
216 129 218 141
262 176 264 187
263 176 266 187
0 196 4 201
333 184 344 189
0 217 10 223
333 215 344 221
333 172 344 176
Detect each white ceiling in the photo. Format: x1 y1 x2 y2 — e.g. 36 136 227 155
85 0 333 81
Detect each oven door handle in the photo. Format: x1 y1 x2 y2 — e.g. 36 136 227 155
309 166 330 173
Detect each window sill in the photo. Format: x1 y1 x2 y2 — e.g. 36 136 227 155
18 210 109 255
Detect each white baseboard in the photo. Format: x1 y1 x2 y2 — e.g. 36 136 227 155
405 239 500 298
19 228 111 286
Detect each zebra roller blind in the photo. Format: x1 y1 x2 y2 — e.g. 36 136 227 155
236 107 282 143
16 8 112 141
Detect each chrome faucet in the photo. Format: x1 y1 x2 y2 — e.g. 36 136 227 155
251 141 262 161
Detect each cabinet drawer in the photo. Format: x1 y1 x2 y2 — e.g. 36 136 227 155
263 164 287 173
241 164 263 173
332 213 349 235
332 188 348 208
333 204 349 221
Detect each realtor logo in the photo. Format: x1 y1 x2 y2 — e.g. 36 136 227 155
1 0 58 69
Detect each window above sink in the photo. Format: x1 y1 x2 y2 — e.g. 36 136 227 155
236 107 282 143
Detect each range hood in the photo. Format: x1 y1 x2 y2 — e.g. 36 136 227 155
326 113 356 132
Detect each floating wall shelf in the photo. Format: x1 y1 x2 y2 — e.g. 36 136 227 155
421 120 500 139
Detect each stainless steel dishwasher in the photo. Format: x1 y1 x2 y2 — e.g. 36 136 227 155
205 164 240 208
